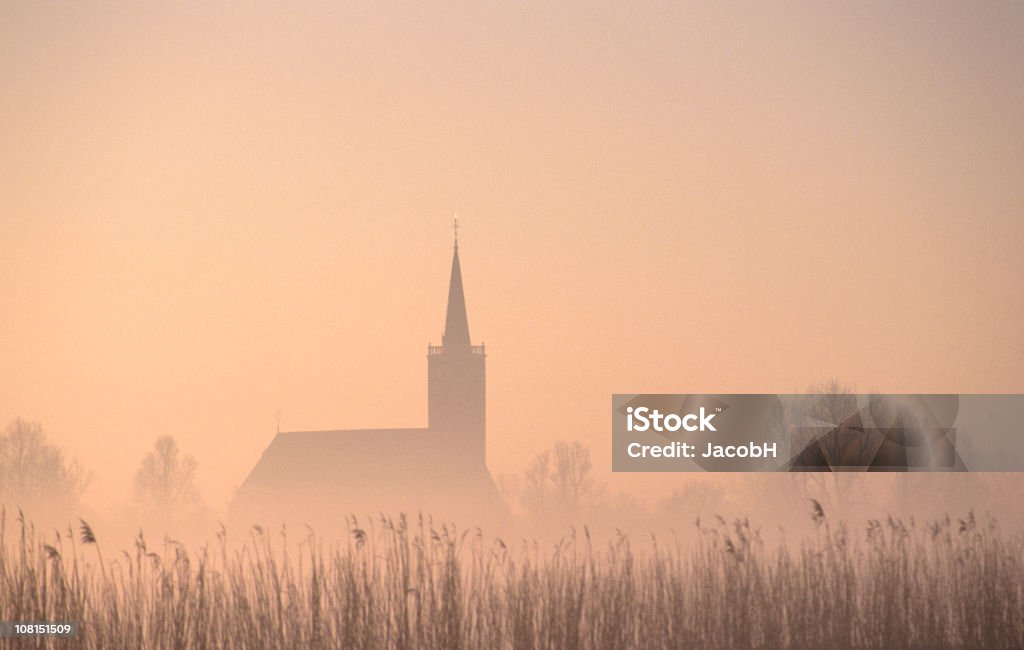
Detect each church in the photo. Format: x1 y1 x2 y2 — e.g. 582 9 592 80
230 232 503 526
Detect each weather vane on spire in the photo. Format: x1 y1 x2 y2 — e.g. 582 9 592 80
453 214 459 248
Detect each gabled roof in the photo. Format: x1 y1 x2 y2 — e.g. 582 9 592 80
231 428 502 524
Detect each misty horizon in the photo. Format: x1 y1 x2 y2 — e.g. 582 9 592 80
2 1 1022 518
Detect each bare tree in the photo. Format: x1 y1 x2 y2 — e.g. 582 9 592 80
0 419 90 514
521 450 553 515
552 441 596 512
800 380 874 468
133 436 200 515
520 441 604 520
789 380 876 517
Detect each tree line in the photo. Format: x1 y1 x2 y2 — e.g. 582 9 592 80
0 418 202 524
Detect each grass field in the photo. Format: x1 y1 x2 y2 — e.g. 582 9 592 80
1 507 1021 649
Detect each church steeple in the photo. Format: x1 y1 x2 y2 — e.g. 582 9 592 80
428 220 486 464
443 235 471 348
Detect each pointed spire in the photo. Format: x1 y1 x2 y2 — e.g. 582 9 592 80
443 219 471 348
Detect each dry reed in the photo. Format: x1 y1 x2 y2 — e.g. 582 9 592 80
1 506 1021 649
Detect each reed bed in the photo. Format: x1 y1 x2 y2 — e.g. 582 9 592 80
1 507 1021 649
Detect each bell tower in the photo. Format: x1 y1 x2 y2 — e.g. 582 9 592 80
428 220 486 465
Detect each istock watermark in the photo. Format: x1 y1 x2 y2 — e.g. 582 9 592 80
612 394 1024 473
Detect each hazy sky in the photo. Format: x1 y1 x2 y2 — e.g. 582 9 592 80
2 2 1022 509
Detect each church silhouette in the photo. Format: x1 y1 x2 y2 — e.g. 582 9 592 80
231 230 503 525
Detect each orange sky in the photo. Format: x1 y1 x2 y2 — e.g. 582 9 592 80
2 3 1022 509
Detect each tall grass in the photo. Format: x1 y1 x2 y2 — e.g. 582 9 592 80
1 506 1021 649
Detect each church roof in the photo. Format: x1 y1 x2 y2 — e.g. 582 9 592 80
232 427 502 522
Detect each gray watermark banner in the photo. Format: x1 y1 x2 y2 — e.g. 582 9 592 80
0 622 79 637
612 394 1024 472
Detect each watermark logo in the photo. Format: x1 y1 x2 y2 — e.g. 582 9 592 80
625 406 718 432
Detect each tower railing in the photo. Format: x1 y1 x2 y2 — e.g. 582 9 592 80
428 344 486 356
